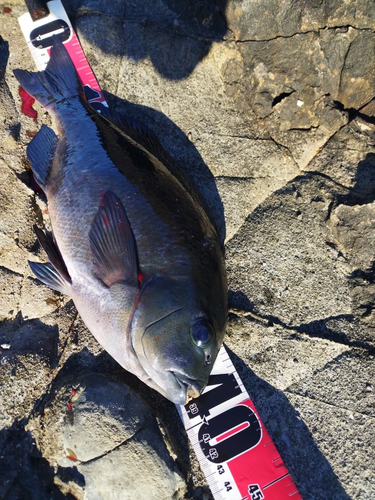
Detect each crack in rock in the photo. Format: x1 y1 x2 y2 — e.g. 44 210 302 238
231 307 375 354
272 90 295 107
286 389 375 419
72 421 151 466
235 25 373 43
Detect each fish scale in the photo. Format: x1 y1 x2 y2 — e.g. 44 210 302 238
18 2 301 499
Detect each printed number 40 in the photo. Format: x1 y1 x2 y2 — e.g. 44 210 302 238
248 484 264 500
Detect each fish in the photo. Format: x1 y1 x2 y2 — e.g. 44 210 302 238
14 37 227 405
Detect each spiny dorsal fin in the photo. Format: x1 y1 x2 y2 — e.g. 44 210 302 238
89 191 139 288
97 107 218 231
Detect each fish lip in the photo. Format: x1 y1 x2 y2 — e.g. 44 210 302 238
171 372 204 403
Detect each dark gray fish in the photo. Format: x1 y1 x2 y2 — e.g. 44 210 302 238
14 38 227 405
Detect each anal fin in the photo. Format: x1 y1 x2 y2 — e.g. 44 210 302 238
29 261 70 295
34 225 71 284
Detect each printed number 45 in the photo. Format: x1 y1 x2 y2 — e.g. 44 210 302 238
248 484 264 500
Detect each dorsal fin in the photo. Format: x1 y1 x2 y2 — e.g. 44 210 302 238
96 106 218 231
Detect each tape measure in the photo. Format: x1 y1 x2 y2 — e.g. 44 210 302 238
19 0 107 111
18 3 302 499
179 346 301 499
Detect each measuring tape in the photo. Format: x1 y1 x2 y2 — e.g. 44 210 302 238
19 0 107 111
18 3 302 499
179 346 301 499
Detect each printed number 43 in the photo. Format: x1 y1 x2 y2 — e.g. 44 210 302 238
248 484 264 500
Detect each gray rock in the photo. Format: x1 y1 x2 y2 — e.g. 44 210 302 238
80 423 185 500
0 37 19 140
287 391 375 499
0 266 23 320
27 374 185 499
236 27 375 169
289 349 375 417
0 317 59 427
226 174 353 327
306 119 375 196
328 202 375 273
226 316 350 390
327 202 375 330
20 276 62 320
227 0 375 40
0 231 35 276
1 1 375 499
63 374 152 462
0 158 36 251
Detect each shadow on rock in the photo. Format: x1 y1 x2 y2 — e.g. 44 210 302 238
69 0 228 79
0 36 9 80
340 153 375 206
225 346 352 500
0 312 60 369
228 290 257 315
0 419 80 499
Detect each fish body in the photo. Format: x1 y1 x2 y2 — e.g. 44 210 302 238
14 39 227 405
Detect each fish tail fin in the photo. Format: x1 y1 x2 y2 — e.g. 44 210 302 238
13 36 79 108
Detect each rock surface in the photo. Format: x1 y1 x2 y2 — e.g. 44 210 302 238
0 1 374 499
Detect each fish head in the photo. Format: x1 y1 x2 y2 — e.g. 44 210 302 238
129 274 226 405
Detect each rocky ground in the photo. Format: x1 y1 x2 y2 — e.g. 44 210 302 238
0 1 374 499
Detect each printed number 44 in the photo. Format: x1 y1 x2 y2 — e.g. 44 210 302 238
248 484 264 500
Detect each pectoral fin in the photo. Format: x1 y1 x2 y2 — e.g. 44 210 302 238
89 191 139 288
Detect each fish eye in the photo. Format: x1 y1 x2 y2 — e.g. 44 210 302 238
190 320 215 348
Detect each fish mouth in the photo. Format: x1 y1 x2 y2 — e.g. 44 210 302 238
171 372 205 404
